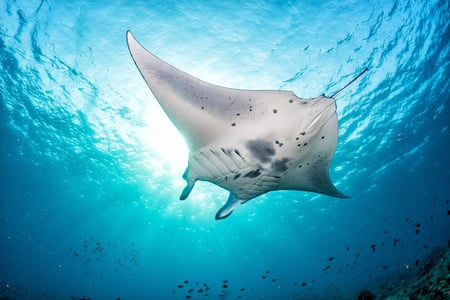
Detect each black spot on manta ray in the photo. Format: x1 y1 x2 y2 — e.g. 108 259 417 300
274 140 284 147
273 109 277 113
231 123 236 127
233 173 241 180
245 140 275 163
244 169 261 178
271 158 289 172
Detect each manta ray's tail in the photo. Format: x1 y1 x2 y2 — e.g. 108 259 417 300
330 68 369 98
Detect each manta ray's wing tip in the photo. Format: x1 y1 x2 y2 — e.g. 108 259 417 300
331 189 351 199
126 30 134 43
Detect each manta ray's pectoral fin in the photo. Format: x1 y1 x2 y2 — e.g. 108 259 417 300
215 193 244 220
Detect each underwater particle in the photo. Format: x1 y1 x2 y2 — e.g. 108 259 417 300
415 229 420 234
415 223 421 227
415 259 420 267
185 296 191 299
370 244 376 252
262 275 267 279
447 210 450 216
356 290 375 300
222 284 228 288
346 246 350 251
394 238 400 246
328 256 334 261
240 288 245 291
272 278 277 282
184 280 189 284
177 285 183 288
302 282 307 287
197 288 203 293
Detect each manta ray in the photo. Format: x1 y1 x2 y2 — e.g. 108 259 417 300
126 31 367 220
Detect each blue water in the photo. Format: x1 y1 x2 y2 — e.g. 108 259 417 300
1 0 449 299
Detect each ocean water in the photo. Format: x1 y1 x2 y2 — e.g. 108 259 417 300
1 0 449 299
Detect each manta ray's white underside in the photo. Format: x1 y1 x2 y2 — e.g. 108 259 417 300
126 31 349 220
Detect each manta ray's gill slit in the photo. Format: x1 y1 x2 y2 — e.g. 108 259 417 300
198 151 228 177
208 149 238 174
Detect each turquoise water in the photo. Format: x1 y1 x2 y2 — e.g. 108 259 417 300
1 0 449 299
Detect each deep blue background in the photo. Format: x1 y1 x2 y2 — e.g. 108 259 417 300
1 0 449 299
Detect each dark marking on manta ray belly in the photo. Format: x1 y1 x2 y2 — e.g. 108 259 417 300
271 158 290 172
245 140 275 163
243 169 261 178
233 173 241 180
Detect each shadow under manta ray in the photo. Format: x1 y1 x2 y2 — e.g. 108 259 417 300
126 31 367 220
